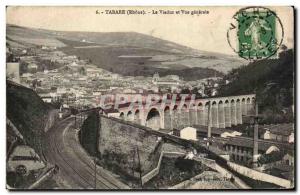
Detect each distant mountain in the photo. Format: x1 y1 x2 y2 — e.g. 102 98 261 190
6 24 66 47
7 24 247 80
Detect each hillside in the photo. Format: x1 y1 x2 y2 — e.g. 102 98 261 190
6 81 53 155
6 25 66 48
7 24 246 80
218 49 294 123
59 39 224 80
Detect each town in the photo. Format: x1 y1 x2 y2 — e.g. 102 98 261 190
7 45 222 110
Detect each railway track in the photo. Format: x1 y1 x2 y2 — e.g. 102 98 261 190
45 117 123 189
64 128 124 189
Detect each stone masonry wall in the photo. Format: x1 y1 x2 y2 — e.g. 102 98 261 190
98 115 163 179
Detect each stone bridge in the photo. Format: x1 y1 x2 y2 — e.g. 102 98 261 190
117 94 256 130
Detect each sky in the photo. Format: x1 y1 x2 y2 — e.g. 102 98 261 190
6 6 294 55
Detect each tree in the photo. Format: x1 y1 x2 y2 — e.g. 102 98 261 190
79 111 99 156
181 88 191 94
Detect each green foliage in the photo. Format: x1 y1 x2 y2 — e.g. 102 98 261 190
70 108 79 115
79 111 99 156
19 61 28 74
144 156 211 188
218 49 294 124
180 88 191 94
79 67 86 75
174 157 196 172
258 150 285 165
6 82 50 155
35 58 61 72
7 171 37 188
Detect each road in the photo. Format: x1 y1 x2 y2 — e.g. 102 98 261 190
43 116 130 189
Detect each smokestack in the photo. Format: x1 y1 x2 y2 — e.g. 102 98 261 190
207 101 211 146
253 102 259 167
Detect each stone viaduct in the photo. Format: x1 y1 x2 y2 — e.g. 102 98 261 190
117 94 256 130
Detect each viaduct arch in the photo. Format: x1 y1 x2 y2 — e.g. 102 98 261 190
117 94 256 131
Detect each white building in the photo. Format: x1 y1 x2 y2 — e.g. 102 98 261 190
152 73 180 86
175 127 198 141
282 152 294 166
6 62 20 83
28 63 38 70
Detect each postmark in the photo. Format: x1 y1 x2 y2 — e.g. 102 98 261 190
227 7 284 60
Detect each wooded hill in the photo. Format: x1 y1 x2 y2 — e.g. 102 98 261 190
218 49 294 124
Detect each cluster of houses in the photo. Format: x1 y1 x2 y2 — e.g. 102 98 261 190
166 122 294 181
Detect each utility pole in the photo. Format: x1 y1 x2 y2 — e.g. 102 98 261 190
94 157 97 189
80 114 83 144
78 114 81 127
94 110 99 189
136 146 143 188
131 148 135 176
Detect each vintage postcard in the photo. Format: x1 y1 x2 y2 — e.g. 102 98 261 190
6 6 295 190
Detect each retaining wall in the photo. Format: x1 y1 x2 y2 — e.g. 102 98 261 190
228 162 292 188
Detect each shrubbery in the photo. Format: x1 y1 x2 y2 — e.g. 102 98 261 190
258 151 285 165
7 82 51 156
79 111 99 156
218 49 294 124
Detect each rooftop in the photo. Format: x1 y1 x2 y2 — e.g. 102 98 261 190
260 123 294 136
193 125 236 135
215 136 294 152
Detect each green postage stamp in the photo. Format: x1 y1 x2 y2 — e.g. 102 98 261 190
228 7 284 60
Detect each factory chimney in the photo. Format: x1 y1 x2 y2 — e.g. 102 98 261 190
253 102 259 167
